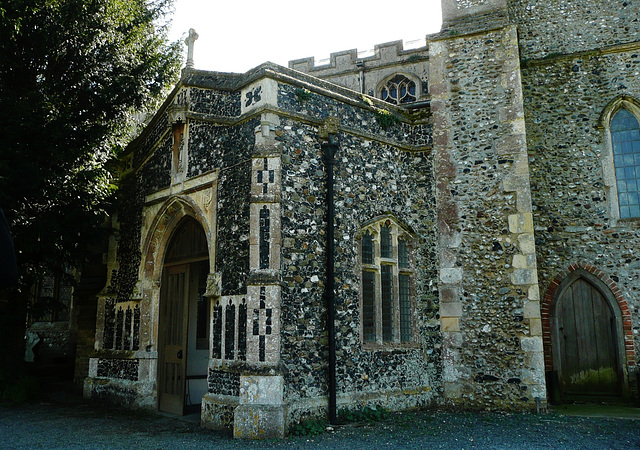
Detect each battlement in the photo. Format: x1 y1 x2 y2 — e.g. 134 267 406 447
289 38 429 77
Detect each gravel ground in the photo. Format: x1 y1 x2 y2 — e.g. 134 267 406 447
1 396 639 449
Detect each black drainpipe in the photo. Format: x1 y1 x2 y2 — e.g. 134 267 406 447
322 134 338 425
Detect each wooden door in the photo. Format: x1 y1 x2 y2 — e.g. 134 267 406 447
554 277 621 399
158 264 190 414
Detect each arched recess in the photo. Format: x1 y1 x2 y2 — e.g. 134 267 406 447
598 95 640 225
139 196 214 415
541 263 635 402
598 95 640 128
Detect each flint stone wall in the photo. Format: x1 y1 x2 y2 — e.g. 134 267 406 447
508 0 640 60
522 50 640 372
276 83 440 415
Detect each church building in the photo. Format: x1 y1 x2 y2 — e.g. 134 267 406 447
83 0 640 438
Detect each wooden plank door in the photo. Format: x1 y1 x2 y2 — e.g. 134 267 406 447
556 278 620 398
159 264 190 414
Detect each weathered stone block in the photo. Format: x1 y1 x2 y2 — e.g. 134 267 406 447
508 213 533 234
440 267 463 284
511 268 538 285
234 404 286 439
528 284 540 301
441 317 460 332
517 234 536 254
440 285 461 303
523 300 540 319
239 375 284 405
529 318 542 336
440 301 462 317
512 254 527 269
443 381 462 399
520 336 543 353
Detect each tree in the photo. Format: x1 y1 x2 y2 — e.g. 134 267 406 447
0 0 182 384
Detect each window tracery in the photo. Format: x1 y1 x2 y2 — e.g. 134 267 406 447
380 75 417 105
359 217 414 346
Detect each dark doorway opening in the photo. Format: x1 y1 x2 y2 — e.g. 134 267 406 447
158 217 209 415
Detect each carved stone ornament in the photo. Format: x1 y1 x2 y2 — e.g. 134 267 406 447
167 105 188 126
319 116 340 140
131 281 143 300
185 28 199 69
204 272 222 298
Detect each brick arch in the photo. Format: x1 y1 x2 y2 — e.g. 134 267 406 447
541 262 635 373
141 195 211 283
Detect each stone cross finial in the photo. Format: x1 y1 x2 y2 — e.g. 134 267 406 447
185 28 199 68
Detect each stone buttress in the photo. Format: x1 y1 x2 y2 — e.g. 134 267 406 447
430 0 545 408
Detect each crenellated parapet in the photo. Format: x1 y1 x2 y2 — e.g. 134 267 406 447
289 39 428 75
289 40 430 98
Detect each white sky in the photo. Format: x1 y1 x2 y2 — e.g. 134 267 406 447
167 0 443 73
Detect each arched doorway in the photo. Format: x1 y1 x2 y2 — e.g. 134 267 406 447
158 217 210 415
551 270 625 401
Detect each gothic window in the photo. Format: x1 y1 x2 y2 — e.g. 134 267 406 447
360 218 415 346
611 108 640 219
380 75 417 105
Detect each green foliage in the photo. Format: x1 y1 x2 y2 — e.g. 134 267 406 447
374 109 402 130
0 0 182 368
361 94 401 130
338 405 390 423
294 88 312 102
0 0 181 285
361 94 375 107
290 418 327 436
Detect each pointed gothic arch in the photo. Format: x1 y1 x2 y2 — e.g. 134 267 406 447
152 205 212 415
357 214 416 346
599 95 640 224
541 262 635 401
141 195 213 283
